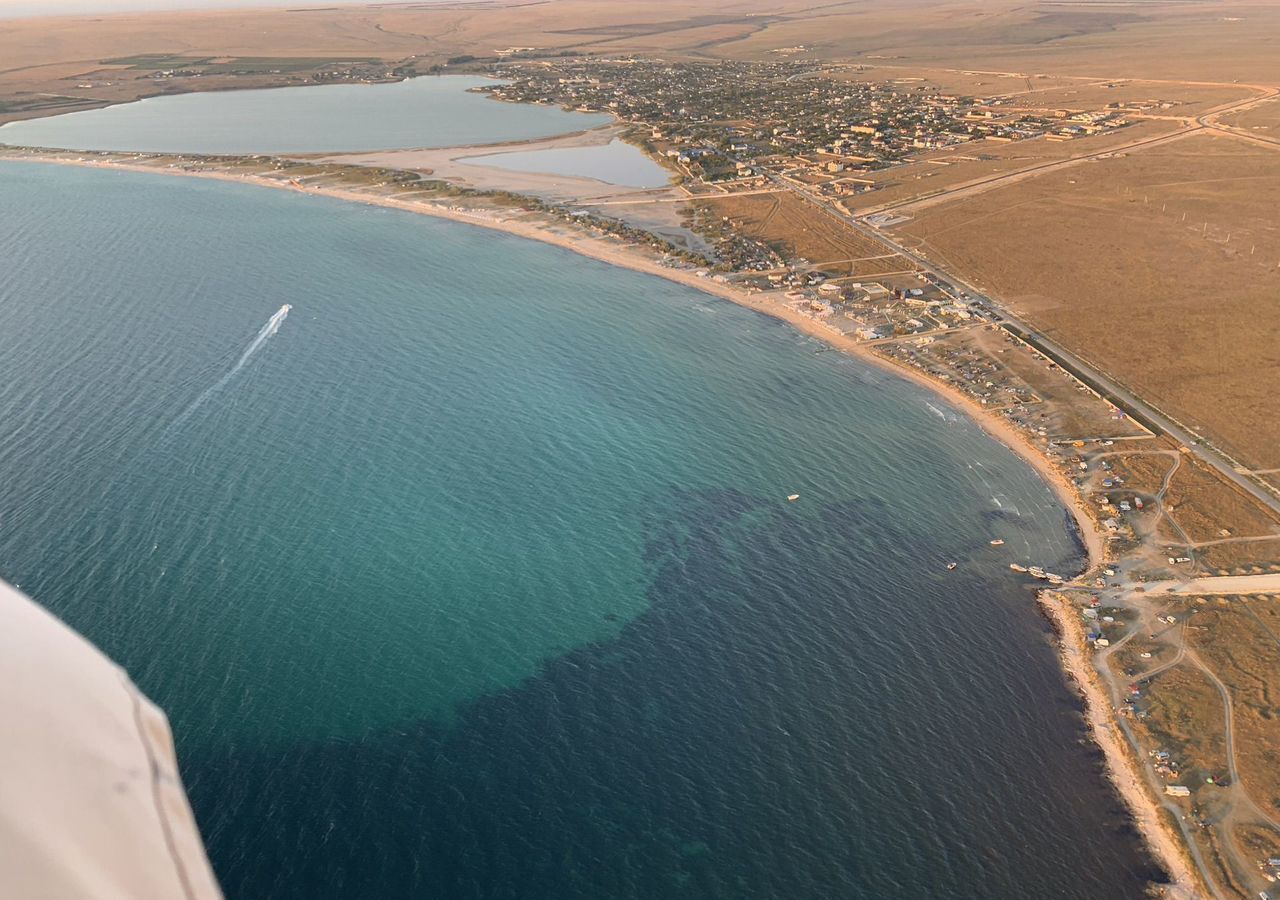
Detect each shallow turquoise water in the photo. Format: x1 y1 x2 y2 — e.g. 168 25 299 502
466 138 672 188
0 76 609 154
0 161 1160 898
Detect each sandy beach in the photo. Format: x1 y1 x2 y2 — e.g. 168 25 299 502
3 153 1108 563
1041 593 1205 898
1 149 1156 884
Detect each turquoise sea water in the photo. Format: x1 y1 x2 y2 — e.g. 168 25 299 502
466 139 672 188
0 162 1160 898
0 76 610 153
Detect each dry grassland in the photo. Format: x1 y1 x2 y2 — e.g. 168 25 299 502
1106 449 1176 496
1136 660 1228 784
1219 97 1280 134
1198 539 1280 575
896 132 1280 470
696 192 915 275
1009 83 1249 116
1164 455 1280 543
715 0 1280 84
1234 823 1280 871
852 120 1181 213
1189 602 1280 818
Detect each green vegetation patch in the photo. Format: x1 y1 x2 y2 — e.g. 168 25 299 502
102 54 214 68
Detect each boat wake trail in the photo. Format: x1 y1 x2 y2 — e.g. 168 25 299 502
167 304 292 433
231 303 291 373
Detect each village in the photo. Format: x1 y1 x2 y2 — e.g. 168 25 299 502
482 58 1133 195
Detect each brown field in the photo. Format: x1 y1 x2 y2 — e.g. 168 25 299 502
696 192 915 275
1233 822 1280 871
895 132 1280 470
1105 449 1177 497
1189 602 1280 818
1197 539 1280 575
1163 455 1280 543
1218 97 1280 134
714 0 1280 84
1135 660 1228 787
852 119 1183 214
995 81 1252 117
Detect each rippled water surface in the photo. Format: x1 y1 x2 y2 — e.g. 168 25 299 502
0 162 1160 898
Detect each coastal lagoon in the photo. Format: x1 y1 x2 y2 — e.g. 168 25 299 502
0 75 609 154
0 162 1160 898
466 138 672 188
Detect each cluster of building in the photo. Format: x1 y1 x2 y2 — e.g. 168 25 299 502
481 59 1131 192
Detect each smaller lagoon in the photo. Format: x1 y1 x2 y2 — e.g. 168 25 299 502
466 139 671 189
0 76 610 154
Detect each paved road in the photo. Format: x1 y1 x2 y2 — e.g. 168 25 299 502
765 171 1280 522
1198 86 1280 148
857 125 1198 217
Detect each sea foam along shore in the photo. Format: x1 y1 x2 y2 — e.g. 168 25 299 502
2 152 1178 888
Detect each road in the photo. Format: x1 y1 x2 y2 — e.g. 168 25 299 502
1198 86 1280 149
856 125 1199 217
758 169 1280 523
846 80 1280 223
1144 573 1280 595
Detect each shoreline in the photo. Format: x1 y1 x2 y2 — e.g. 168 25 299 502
1040 593 1204 898
0 153 1106 569
4 150 1169 881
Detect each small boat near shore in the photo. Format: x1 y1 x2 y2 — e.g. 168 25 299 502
1009 563 1028 573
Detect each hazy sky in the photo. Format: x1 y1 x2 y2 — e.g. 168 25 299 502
0 0 424 18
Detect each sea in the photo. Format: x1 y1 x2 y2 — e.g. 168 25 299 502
0 85 1159 899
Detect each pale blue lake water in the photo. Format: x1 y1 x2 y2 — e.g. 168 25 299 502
0 75 610 153
0 160 1162 898
466 138 672 189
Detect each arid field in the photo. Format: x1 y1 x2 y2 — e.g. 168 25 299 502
696 192 915 276
894 132 1280 471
